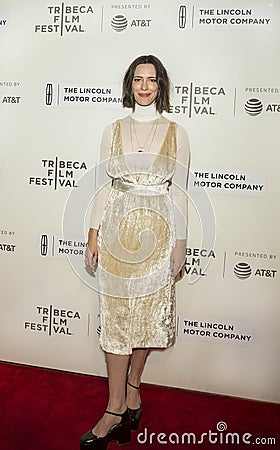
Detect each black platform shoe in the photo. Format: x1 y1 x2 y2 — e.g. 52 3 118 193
80 409 131 450
127 381 142 432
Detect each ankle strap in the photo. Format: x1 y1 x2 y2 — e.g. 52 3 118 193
127 381 140 390
105 409 126 417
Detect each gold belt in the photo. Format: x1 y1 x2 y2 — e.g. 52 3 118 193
112 179 169 196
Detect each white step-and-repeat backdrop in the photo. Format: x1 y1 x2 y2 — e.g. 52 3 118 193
1 0 279 403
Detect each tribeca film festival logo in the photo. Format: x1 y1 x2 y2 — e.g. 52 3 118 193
137 420 277 446
24 305 81 336
185 247 216 277
244 86 280 116
28 157 87 190
170 84 226 117
34 3 94 36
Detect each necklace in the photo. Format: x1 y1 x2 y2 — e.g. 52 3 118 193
130 118 159 153
129 118 159 182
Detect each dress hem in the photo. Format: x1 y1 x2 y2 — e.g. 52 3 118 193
99 338 176 356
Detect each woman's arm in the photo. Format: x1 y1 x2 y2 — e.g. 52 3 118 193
85 124 112 273
170 124 191 276
89 123 112 230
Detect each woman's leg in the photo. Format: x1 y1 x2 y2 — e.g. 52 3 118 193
92 352 130 437
127 349 149 409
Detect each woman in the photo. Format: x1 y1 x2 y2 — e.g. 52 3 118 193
81 55 190 449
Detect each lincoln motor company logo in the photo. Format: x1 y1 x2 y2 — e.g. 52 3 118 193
45 83 53 105
178 5 187 28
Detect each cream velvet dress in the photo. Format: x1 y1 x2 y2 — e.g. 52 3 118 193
91 105 190 355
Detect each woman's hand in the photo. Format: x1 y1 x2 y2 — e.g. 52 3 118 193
170 239 186 277
85 228 98 274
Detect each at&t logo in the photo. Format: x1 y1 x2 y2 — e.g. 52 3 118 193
111 15 128 31
244 98 263 116
234 262 252 279
234 262 277 279
111 15 151 31
2 96 21 104
245 97 280 116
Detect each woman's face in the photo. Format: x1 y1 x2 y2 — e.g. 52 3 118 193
132 63 158 107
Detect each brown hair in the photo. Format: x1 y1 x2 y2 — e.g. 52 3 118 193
122 55 170 113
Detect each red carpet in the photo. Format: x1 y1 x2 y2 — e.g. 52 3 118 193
0 361 279 450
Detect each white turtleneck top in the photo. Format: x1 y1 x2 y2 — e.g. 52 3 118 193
131 102 162 121
90 104 190 239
